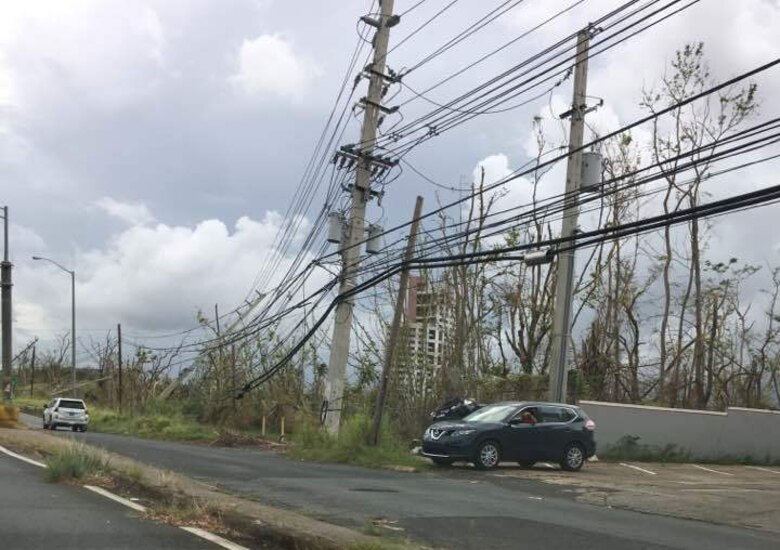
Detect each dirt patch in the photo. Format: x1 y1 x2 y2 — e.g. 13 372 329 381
490 461 780 533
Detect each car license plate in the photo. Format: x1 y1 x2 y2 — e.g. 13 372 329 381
69 412 76 417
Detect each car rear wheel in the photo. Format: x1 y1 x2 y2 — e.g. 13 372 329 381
431 457 454 466
474 441 501 470
561 442 585 471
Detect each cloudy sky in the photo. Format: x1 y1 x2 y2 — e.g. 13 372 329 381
2 0 779 358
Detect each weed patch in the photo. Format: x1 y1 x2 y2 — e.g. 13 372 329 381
288 414 423 470
45 443 109 482
600 435 780 465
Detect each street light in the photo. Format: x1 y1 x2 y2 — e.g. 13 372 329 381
32 256 76 397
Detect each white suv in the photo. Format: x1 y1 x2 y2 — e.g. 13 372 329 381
43 398 90 432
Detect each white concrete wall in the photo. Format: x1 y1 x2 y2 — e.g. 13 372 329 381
580 400 780 460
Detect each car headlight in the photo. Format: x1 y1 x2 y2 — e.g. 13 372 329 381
452 429 476 438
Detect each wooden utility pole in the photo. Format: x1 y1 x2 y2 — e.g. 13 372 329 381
117 323 123 412
548 28 591 403
324 0 399 434
29 344 36 397
370 196 424 446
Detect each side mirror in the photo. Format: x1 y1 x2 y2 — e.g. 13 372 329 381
42 403 48 409
508 418 523 426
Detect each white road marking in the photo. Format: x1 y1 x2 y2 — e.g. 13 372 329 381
527 496 543 500
83 485 148 513
746 466 780 475
1 443 244 550
691 464 733 476
0 444 46 468
180 527 249 550
619 462 657 475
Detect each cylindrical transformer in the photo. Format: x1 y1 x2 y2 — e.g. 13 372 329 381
580 151 603 193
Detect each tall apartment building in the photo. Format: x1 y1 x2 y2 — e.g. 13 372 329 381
396 275 451 394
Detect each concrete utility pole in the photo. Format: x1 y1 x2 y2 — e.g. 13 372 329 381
324 0 398 435
548 29 590 403
370 196 423 445
2 206 12 403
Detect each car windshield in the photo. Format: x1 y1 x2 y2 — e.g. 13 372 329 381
463 404 517 423
59 400 85 410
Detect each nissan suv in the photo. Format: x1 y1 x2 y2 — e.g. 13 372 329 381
43 398 90 432
421 401 596 471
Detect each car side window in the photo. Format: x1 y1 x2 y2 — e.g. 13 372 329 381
558 407 576 423
537 406 560 424
538 406 576 424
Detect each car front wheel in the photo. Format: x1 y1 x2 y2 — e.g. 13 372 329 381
474 441 501 470
561 442 585 471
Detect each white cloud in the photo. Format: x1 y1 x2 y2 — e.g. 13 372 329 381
473 153 512 187
0 0 168 112
230 34 317 101
94 197 156 226
15 212 327 349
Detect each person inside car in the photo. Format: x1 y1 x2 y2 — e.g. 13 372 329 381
520 408 537 424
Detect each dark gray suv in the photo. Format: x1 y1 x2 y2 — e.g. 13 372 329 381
421 401 596 471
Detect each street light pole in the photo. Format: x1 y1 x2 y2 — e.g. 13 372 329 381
70 269 76 397
32 256 76 396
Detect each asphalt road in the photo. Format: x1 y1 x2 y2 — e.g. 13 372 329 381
20 413 780 550
0 450 216 550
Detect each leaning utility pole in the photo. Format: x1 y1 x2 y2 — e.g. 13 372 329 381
29 343 36 397
323 0 399 435
548 29 590 403
370 196 423 445
1 206 12 403
117 323 123 412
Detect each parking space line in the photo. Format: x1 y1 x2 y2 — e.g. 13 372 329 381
746 466 780 475
691 464 733 476
619 463 657 475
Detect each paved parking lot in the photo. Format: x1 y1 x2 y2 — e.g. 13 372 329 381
482 460 780 532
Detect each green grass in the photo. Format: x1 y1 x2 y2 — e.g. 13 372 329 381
45 442 109 482
288 413 424 470
599 435 780 465
16 395 220 442
89 409 219 441
600 435 692 463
